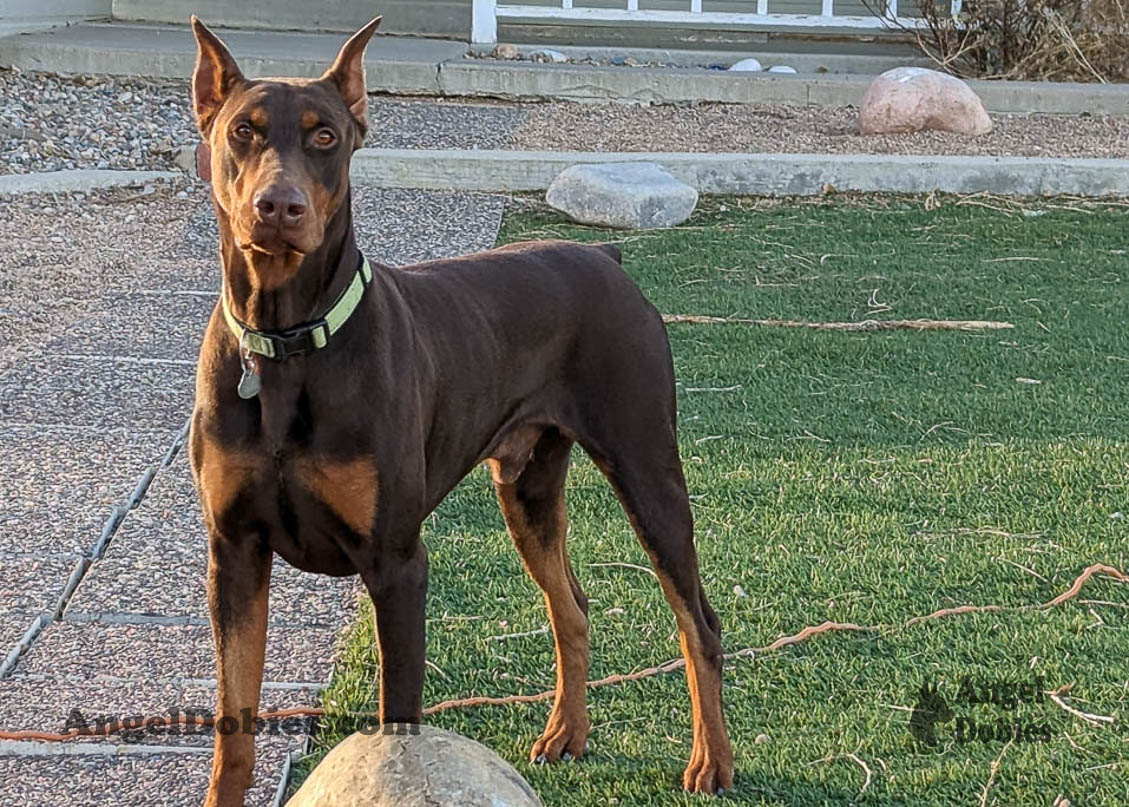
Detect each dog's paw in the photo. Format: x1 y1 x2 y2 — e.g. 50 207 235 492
530 714 589 764
682 747 734 795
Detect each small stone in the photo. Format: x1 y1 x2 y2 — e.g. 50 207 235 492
289 725 543 807
859 66 992 136
546 162 698 230
492 43 519 60
733 584 747 598
768 65 797 74
755 733 771 744
528 49 568 64
729 57 763 72
172 145 197 173
117 91 134 104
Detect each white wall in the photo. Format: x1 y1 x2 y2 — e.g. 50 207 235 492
0 0 111 36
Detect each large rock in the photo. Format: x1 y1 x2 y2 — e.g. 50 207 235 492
546 162 698 230
859 67 992 136
289 724 542 807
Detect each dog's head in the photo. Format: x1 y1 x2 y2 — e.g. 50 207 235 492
190 16 379 271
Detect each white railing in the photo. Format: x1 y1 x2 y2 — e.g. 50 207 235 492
472 0 932 44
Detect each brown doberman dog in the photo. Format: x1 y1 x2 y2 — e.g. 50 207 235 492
187 16 733 805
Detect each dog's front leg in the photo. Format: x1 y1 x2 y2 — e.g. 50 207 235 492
362 536 428 725
204 532 271 807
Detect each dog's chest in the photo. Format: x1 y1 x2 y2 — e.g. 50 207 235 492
193 422 378 574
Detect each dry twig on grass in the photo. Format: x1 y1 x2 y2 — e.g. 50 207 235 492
1049 687 1117 726
906 603 1006 626
906 563 1127 627
979 738 1014 807
1041 563 1127 607
810 752 874 798
662 315 1015 332
758 620 871 653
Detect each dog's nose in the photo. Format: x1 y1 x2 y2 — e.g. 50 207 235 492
253 185 309 228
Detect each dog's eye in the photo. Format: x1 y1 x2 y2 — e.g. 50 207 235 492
231 122 253 141
313 128 337 148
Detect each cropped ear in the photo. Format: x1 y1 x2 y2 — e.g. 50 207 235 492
191 16 244 135
322 17 382 135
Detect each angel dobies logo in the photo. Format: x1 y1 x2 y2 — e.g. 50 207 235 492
909 675 1054 747
909 681 954 747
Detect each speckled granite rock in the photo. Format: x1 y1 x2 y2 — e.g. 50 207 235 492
546 162 697 230
289 724 542 807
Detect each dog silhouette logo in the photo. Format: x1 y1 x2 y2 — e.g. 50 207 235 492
909 680 954 747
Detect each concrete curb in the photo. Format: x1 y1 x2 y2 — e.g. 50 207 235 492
351 148 1129 197
439 61 1129 115
0 22 458 94
0 169 180 196
3 22 1129 115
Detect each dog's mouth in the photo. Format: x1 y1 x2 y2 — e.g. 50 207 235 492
240 222 316 257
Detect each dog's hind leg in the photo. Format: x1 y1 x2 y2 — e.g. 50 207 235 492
491 427 591 763
582 417 734 794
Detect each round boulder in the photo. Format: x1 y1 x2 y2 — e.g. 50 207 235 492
859 66 992 136
289 724 542 807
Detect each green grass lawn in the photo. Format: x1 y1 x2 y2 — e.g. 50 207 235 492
293 196 1128 805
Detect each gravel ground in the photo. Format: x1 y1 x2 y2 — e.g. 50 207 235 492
0 68 524 174
0 425 170 557
511 102 1129 158
0 744 288 807
70 452 359 627
20 620 341 682
366 96 526 150
0 181 201 372
0 69 193 174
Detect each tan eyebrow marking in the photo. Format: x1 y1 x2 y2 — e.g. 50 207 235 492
301 110 320 128
249 107 269 127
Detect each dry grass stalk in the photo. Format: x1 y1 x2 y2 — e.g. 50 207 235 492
904 0 1129 82
871 0 1129 80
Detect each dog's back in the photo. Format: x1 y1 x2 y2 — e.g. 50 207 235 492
391 239 659 356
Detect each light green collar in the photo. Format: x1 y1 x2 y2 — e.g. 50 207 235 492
222 257 372 360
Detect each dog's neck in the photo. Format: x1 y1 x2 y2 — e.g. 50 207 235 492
215 192 359 332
